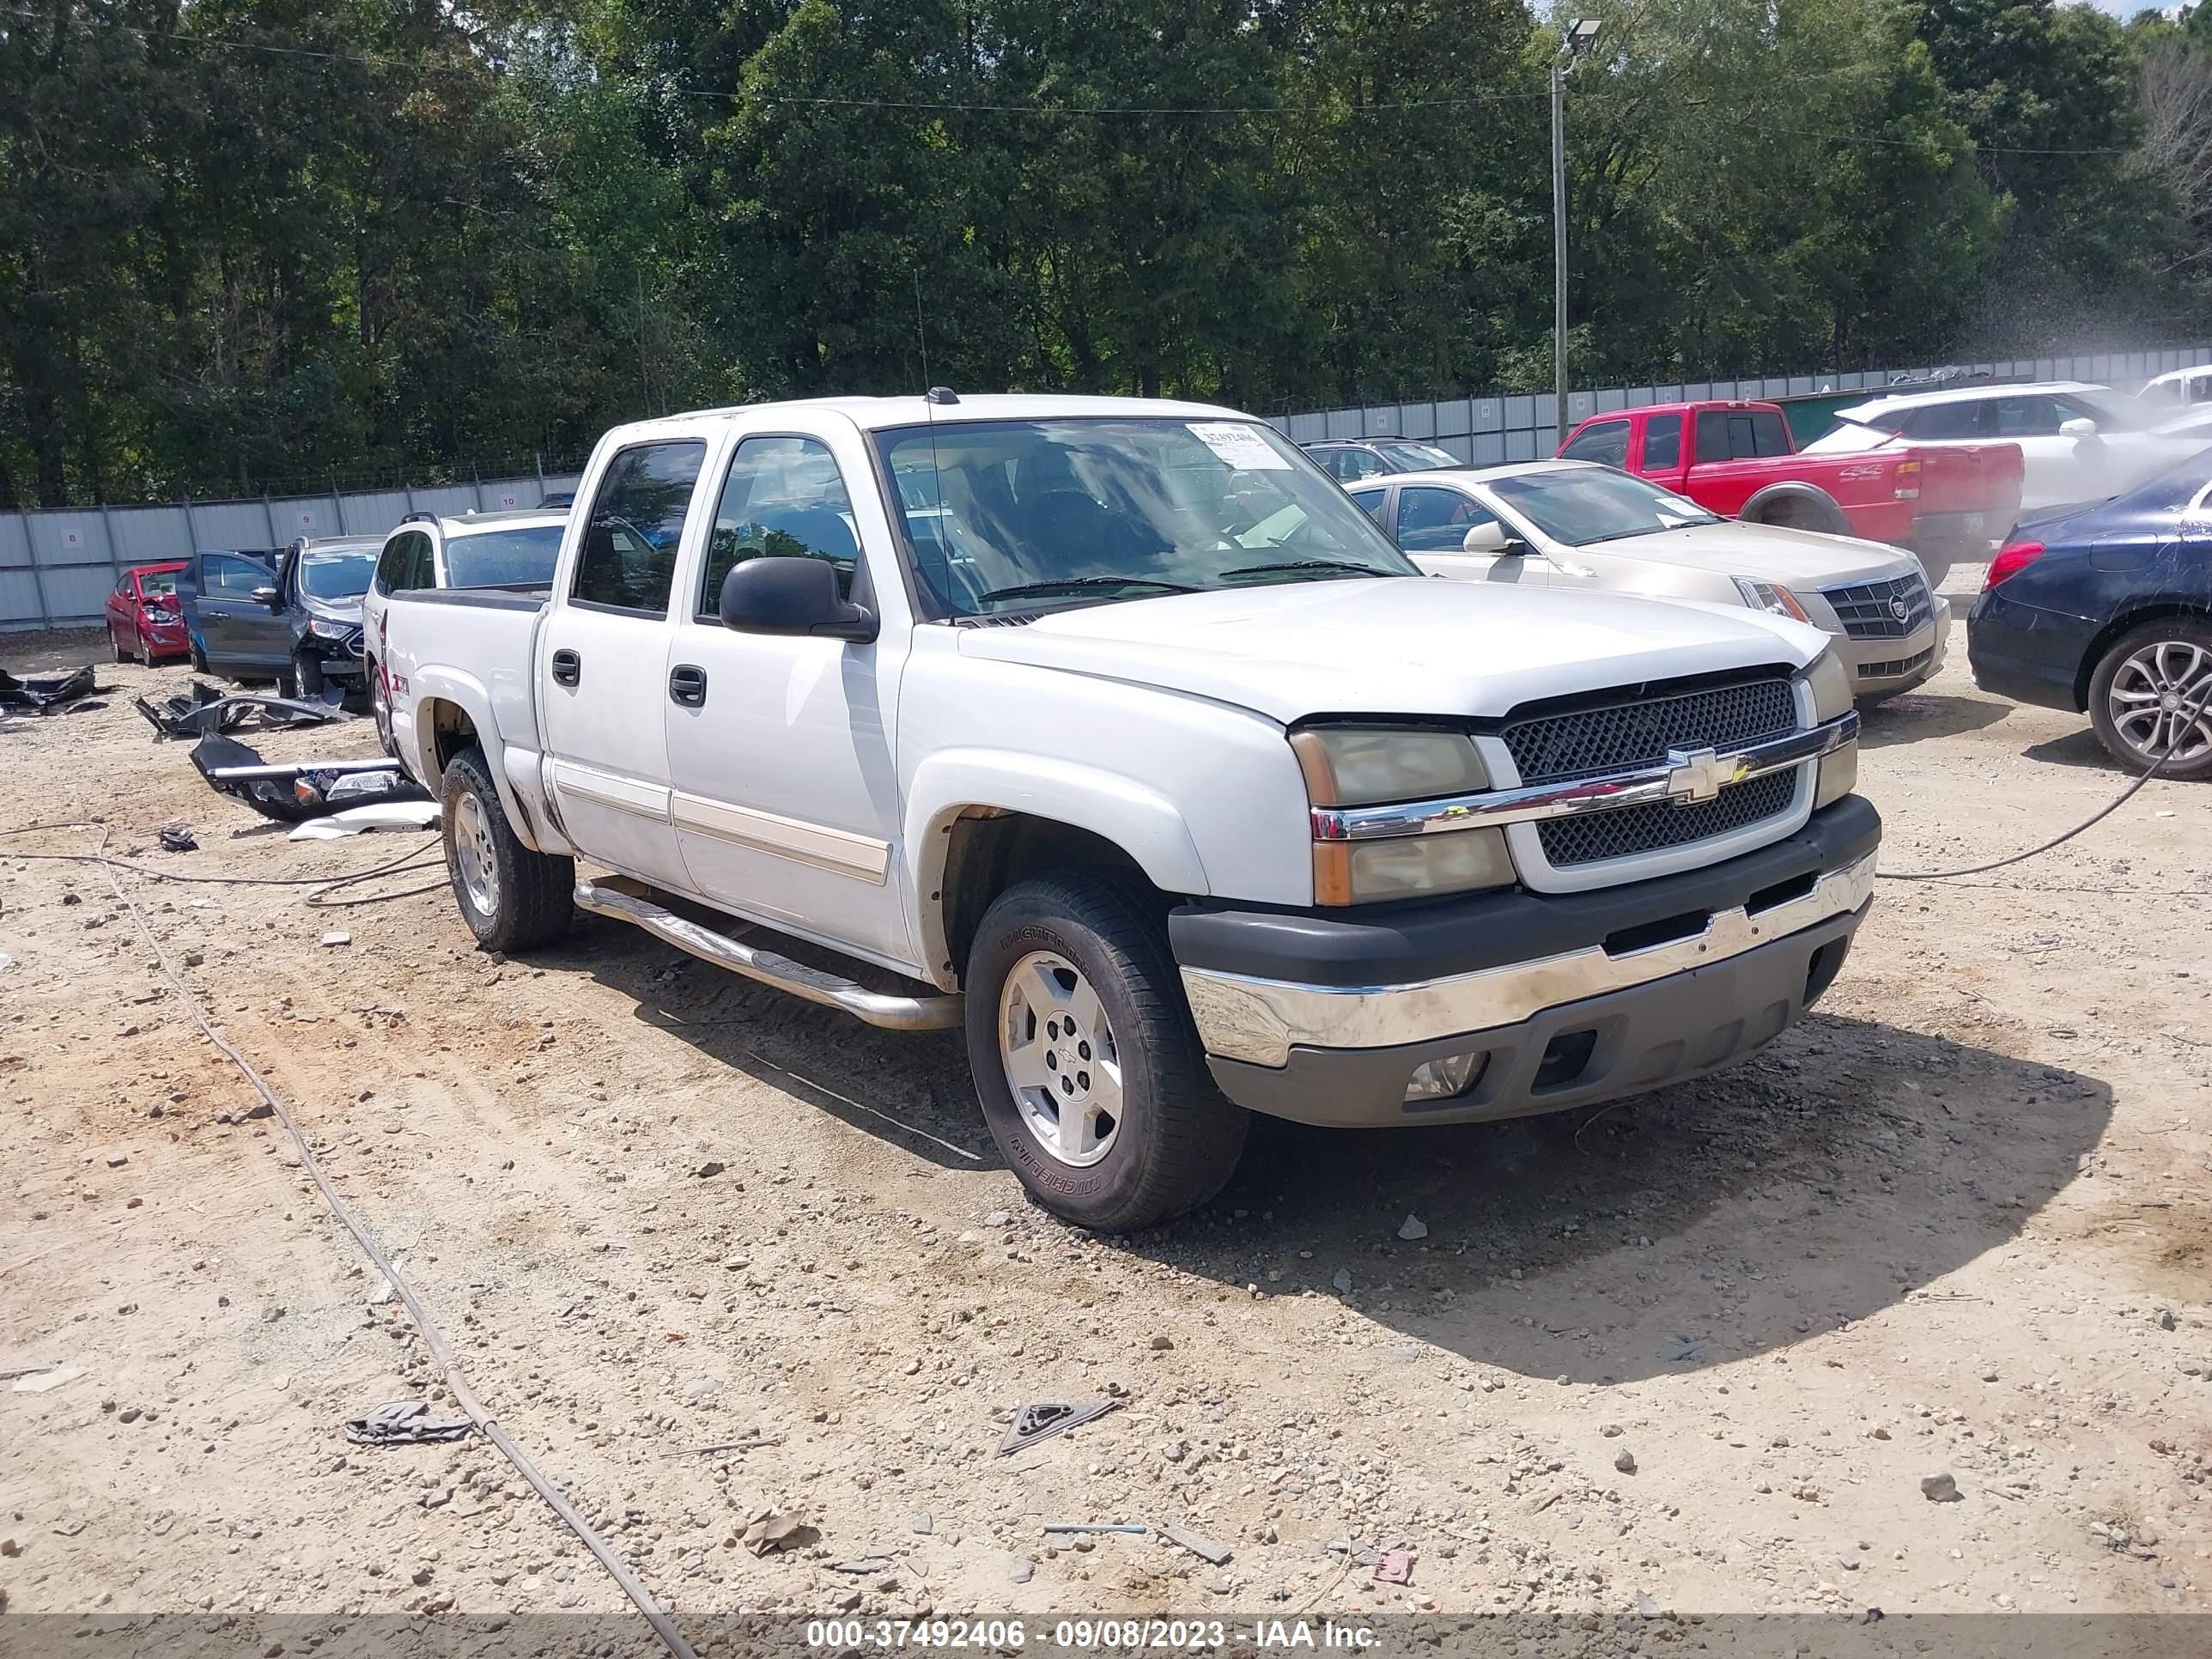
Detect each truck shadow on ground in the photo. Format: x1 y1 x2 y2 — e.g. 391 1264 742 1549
1856 692 2010 747
1148 1011 2112 1383
568 923 2110 1383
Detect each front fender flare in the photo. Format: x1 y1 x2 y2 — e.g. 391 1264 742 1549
904 749 1211 982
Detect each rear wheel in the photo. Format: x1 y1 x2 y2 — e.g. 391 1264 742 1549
1746 491 1850 537
440 744 574 951
112 628 133 664
190 641 209 675
964 872 1248 1232
2087 618 2212 781
369 660 397 757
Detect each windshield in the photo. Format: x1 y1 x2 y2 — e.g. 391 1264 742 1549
444 525 564 588
1488 468 1722 546
299 550 376 600
873 417 1416 616
1374 441 1460 471
137 571 179 599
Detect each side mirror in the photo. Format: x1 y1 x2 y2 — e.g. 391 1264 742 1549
252 586 281 611
720 556 877 643
1462 520 1530 556
2061 417 2100 441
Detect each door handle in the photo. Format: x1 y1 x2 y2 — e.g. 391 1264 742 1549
550 648 581 687
668 664 708 708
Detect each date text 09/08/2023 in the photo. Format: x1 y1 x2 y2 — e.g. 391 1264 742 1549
803 1620 1381 1650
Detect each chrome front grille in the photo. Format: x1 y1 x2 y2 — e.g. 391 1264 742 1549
1824 574 1931 641
1537 769 1797 867
1501 673 1802 870
1501 676 1797 784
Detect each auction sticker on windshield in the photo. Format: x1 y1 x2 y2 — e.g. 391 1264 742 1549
1188 422 1291 470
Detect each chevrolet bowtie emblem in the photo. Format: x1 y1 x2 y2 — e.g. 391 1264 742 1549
1664 746 1742 805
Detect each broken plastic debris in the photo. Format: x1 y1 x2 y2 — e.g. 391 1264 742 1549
1159 1521 1232 1565
998 1398 1121 1455
1373 1550 1415 1584
289 800 441 841
9 1364 82 1394
343 1400 474 1446
742 1508 805 1556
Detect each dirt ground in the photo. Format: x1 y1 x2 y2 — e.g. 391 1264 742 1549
3 577 2208 1642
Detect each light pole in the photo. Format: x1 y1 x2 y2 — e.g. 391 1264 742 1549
1553 16 1602 450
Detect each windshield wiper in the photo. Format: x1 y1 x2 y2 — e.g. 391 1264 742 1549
975 575 1202 605
1218 558 1401 580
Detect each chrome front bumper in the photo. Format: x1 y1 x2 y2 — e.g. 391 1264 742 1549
1182 849 1877 1070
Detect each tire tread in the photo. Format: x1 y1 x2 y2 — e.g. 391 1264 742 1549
442 744 574 952
969 870 1248 1231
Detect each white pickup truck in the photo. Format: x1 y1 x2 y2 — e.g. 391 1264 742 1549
380 392 1879 1231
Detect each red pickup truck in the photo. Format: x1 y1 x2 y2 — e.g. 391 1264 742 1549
1555 400 2022 585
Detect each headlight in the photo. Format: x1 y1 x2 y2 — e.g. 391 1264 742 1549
1802 647 1858 807
1802 647 1851 722
1292 724 1515 904
1290 726 1488 805
307 617 352 640
1733 578 1810 623
1316 828 1516 905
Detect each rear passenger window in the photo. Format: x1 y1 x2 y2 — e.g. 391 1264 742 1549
1693 410 1791 461
1642 416 1684 469
1905 402 1988 441
573 442 706 614
373 536 410 596
698 436 859 617
1560 419 1629 466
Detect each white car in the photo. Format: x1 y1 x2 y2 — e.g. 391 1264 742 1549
2138 364 2212 411
1348 461 1949 704
362 507 568 755
1801 381 2200 514
379 394 1875 1231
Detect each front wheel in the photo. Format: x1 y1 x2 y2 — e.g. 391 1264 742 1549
963 872 1248 1232
2087 618 2212 781
190 641 209 675
292 651 325 700
441 744 575 952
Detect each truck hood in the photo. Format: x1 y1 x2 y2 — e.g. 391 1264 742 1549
1571 521 1921 586
954 578 1826 724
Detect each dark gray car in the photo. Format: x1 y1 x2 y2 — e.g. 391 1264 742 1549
264 536 381 698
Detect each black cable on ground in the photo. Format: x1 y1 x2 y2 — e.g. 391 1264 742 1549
13 823 699 1659
1877 675 2212 883
2 821 446 905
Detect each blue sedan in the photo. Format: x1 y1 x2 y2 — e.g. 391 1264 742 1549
1968 450 2212 780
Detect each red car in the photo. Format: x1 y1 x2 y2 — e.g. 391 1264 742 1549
106 561 190 664
1557 399 2024 586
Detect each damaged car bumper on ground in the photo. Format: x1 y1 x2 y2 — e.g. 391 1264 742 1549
1170 796 1881 1128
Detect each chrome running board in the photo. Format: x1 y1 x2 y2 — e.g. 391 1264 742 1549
574 876 963 1032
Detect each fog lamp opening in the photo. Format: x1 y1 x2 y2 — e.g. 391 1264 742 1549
1404 1048 1488 1103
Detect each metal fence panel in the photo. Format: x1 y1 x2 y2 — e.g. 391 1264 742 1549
342 490 411 535
39 563 116 623
191 500 280 551
112 507 191 562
